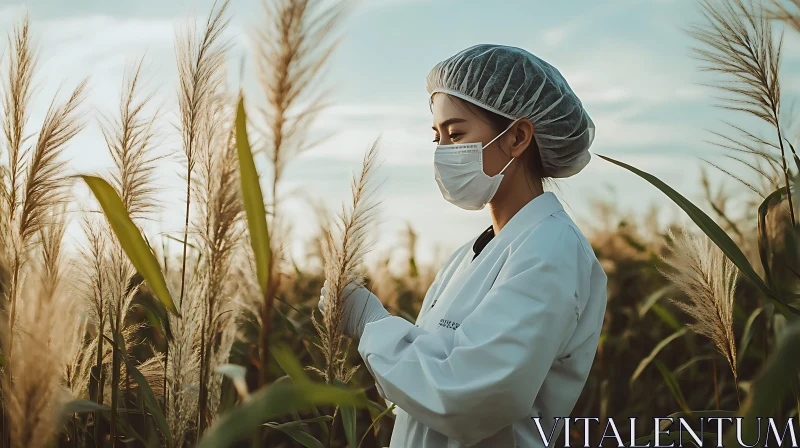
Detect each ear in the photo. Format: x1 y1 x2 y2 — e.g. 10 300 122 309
509 118 534 158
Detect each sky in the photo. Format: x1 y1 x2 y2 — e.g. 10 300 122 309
1 0 799 271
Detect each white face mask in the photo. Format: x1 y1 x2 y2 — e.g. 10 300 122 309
433 117 521 211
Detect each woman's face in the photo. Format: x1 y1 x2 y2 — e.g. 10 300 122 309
431 93 516 179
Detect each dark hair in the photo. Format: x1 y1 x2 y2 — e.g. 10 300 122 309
430 93 547 180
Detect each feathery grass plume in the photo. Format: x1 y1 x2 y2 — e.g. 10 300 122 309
100 58 163 221
175 0 231 309
172 1 231 426
688 0 797 224
1 13 87 364
2 13 35 241
253 0 350 389
254 0 350 207
1 211 78 448
77 216 108 440
164 273 202 448
767 0 800 34
310 137 382 385
90 59 159 446
659 228 740 403
40 209 93 405
194 92 243 435
87 56 162 447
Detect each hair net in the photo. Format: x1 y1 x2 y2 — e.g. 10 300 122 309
426 44 595 178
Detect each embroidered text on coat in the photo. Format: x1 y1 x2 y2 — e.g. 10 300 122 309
438 319 460 330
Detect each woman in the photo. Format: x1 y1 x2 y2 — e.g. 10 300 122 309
319 44 607 448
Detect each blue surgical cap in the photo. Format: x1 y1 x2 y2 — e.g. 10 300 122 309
426 44 595 178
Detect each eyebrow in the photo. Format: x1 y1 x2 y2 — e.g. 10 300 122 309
432 118 467 131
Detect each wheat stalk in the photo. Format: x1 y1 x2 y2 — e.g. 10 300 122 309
659 228 740 405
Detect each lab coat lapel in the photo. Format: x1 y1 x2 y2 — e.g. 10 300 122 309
417 192 564 330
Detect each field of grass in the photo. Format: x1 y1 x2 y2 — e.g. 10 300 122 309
1 0 800 447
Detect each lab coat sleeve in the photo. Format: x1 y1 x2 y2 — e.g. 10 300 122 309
357 223 584 446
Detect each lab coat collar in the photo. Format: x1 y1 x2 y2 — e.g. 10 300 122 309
493 191 563 241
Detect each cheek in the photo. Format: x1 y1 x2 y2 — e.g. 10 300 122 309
481 147 508 176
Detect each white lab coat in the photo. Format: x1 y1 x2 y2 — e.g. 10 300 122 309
357 192 607 447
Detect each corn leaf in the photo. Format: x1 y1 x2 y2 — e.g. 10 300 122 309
197 381 368 448
628 431 718 447
724 319 800 447
263 420 327 448
105 334 172 446
658 410 737 431
654 359 691 416
638 284 674 318
235 95 271 295
63 400 110 414
757 187 787 289
598 155 800 321
216 364 250 401
738 308 763 368
271 343 310 384
358 403 396 448
341 402 358 448
630 328 688 385
81 175 178 315
272 344 332 438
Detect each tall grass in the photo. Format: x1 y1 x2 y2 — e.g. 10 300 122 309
311 138 381 387
171 2 231 440
194 88 243 436
250 0 350 389
1 211 81 448
1 13 87 363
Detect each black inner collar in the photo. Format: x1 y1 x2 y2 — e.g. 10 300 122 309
472 225 495 260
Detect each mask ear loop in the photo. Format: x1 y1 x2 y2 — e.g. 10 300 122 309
483 117 523 177
498 156 515 176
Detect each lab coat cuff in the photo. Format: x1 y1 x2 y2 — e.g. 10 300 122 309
357 315 415 358
358 315 415 400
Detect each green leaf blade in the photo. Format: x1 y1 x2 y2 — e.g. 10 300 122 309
81 175 178 316
235 95 271 295
198 382 368 448
598 154 800 321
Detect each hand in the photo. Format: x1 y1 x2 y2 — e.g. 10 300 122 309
318 277 391 339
